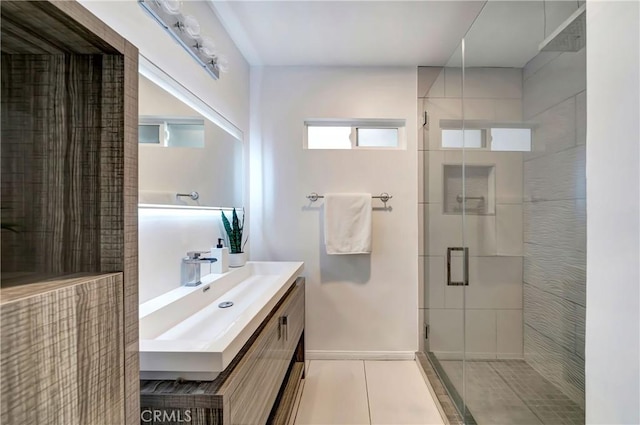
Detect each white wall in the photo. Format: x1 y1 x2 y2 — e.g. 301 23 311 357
586 1 640 424
138 208 228 303
250 67 418 356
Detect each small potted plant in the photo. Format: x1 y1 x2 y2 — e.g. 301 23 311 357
221 208 247 267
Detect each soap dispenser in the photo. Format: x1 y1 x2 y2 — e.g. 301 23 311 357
211 238 229 273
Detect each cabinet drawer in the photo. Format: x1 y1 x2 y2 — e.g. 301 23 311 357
227 279 304 425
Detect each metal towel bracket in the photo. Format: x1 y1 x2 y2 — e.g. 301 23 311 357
306 192 393 207
176 191 200 201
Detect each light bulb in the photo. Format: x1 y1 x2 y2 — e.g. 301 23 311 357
159 0 181 15
183 15 200 39
216 55 229 73
199 36 218 58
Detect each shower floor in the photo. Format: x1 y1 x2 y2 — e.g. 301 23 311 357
437 359 584 425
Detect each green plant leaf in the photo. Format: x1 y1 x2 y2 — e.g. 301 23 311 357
221 208 244 254
221 210 233 236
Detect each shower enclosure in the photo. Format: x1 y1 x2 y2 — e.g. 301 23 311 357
419 2 586 424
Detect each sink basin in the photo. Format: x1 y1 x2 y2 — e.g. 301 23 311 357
139 261 304 380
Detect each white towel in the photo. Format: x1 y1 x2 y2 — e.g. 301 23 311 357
324 193 372 255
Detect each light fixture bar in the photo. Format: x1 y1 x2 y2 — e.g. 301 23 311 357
138 0 220 80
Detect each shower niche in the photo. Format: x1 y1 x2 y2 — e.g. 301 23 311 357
443 164 495 215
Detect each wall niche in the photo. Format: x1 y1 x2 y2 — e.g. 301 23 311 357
443 164 495 215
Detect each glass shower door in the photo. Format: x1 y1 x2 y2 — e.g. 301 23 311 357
421 39 471 423
424 2 587 424
454 2 587 424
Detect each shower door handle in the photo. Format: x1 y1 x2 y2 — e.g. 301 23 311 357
447 247 469 286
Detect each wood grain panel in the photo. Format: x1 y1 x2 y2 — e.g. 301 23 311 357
268 362 304 425
123 40 141 425
228 312 287 424
0 273 124 425
224 281 304 424
282 283 305 355
49 0 126 54
1 2 139 423
0 283 79 424
0 53 125 275
0 1 120 54
140 407 223 425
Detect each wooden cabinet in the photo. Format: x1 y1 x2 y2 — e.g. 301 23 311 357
0 274 125 425
1 1 139 423
140 277 305 425
227 279 304 424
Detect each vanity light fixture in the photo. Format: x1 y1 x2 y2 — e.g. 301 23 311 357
139 0 229 79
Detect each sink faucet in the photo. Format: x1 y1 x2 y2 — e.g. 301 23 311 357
181 251 218 286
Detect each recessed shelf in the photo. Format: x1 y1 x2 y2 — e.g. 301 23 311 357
443 164 495 215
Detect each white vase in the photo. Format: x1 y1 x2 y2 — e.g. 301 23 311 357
228 252 247 268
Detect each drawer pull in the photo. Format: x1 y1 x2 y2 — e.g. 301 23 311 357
279 316 288 341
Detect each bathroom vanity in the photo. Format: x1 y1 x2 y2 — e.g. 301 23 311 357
140 264 305 425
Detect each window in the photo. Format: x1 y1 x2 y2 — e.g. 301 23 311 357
166 123 205 148
139 124 162 144
357 128 399 148
305 119 405 149
139 117 205 148
307 126 352 149
440 127 532 151
489 128 532 151
441 129 485 149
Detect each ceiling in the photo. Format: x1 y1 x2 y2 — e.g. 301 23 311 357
209 1 581 68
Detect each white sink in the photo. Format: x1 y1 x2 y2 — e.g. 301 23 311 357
139 261 304 380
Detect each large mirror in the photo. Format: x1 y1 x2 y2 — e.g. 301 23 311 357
138 58 243 208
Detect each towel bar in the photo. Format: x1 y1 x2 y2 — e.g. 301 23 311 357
306 192 393 206
176 191 200 201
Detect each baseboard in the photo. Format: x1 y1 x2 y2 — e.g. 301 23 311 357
306 350 416 360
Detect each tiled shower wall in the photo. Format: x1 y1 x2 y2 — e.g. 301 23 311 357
418 67 525 359
522 49 587 407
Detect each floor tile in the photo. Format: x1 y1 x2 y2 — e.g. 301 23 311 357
365 361 445 425
295 360 370 425
441 360 543 425
437 360 584 425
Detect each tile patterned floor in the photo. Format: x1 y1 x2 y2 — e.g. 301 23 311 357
439 360 585 425
294 360 445 425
